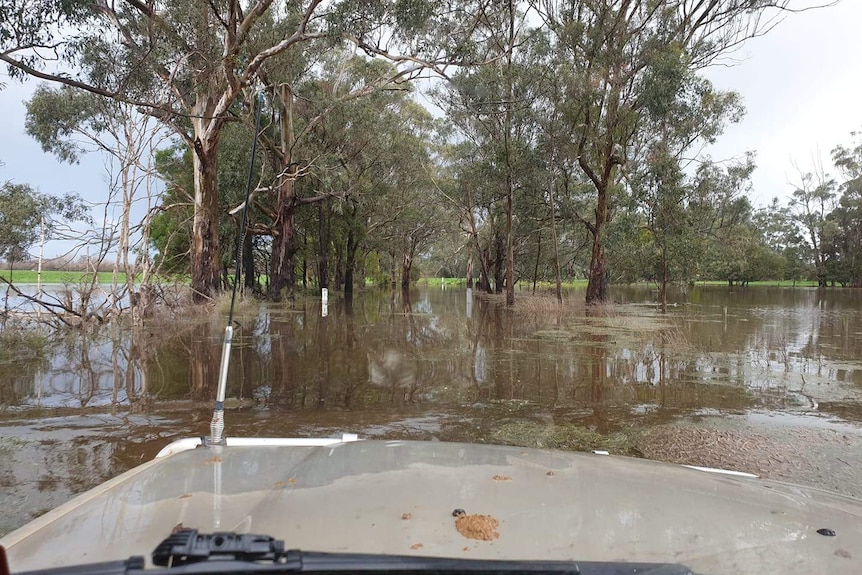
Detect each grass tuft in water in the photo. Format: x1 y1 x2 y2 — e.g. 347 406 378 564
0 326 50 364
490 421 643 455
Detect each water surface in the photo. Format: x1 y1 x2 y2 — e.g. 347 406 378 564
3 285 862 536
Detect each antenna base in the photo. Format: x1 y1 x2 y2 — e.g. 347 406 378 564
209 409 226 446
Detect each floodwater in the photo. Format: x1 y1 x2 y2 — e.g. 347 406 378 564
3 285 862 536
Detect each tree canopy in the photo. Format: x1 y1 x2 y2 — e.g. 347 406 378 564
7 0 859 308
0 181 89 265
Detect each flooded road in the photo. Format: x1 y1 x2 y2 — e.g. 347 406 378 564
3 285 862 536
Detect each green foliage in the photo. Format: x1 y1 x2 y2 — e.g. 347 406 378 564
24 84 107 164
365 252 387 287
0 270 125 284
7 0 837 301
0 181 89 264
828 133 862 286
0 325 50 362
150 146 193 275
151 118 257 277
605 212 654 284
0 1 95 79
0 325 51 407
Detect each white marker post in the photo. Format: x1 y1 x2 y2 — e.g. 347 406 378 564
321 288 328 317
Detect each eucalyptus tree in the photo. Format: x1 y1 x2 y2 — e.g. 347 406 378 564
536 0 793 304
755 197 806 282
693 158 788 286
627 48 746 309
628 145 689 309
705 201 787 287
149 120 261 288
148 58 442 297
827 134 862 286
149 146 195 277
0 182 89 275
529 30 569 302
430 138 496 292
756 197 797 253
25 85 167 317
440 137 515 294
432 1 546 305
788 168 837 287
1 0 498 300
259 56 431 298
359 102 447 291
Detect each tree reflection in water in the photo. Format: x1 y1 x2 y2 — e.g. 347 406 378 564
5 286 862 537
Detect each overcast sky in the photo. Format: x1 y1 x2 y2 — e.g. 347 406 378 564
704 0 862 204
1 0 860 258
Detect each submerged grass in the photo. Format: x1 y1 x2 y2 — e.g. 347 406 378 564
474 292 585 316
0 326 50 364
694 280 820 288
477 291 694 353
512 294 581 314
489 420 836 480
490 421 644 456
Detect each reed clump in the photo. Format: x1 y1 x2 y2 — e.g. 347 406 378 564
490 421 643 455
513 294 584 315
0 325 50 363
473 292 585 316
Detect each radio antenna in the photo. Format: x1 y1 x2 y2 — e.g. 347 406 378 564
210 92 264 446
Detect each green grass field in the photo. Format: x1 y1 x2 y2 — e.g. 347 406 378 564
694 280 821 288
0 270 128 284
418 277 468 287
420 277 824 289
2 271 826 289
418 277 591 289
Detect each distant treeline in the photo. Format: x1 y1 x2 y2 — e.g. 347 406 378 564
0 258 115 273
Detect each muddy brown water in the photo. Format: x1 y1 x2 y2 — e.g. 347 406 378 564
3 285 862 537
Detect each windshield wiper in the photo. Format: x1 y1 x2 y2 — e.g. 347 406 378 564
10 529 695 575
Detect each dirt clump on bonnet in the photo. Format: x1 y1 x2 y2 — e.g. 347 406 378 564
455 514 500 541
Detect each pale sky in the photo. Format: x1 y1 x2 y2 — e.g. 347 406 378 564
0 0 860 258
704 0 862 205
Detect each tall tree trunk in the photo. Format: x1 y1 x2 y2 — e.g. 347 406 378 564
463 182 492 293
345 227 357 295
401 253 412 290
548 148 563 304
334 241 344 291
493 231 505 294
389 249 397 290
121 192 134 313
302 232 308 288
243 233 255 290
503 0 515 307
466 252 474 289
269 186 299 298
585 236 608 305
659 248 668 313
191 135 221 301
816 251 827 287
401 239 415 291
480 246 493 293
317 203 329 290
4 260 12 318
585 178 610 305
532 235 541 294
505 186 515 305
190 89 223 302
269 85 300 300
